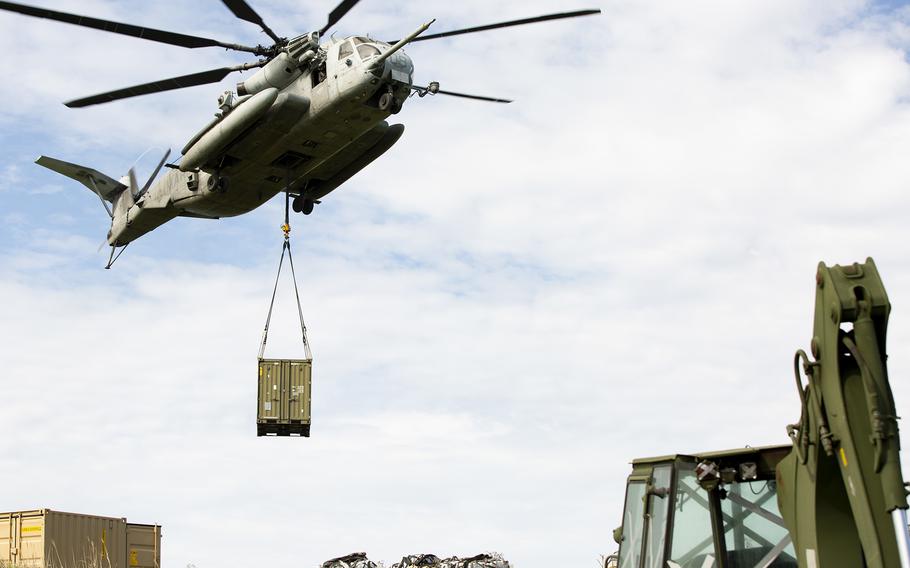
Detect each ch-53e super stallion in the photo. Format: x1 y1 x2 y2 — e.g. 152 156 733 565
0 0 600 267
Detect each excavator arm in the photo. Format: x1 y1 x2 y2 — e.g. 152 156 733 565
610 258 910 568
777 258 910 567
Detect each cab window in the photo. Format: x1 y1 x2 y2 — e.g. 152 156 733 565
669 465 715 567
643 466 672 568
720 480 796 567
618 481 646 568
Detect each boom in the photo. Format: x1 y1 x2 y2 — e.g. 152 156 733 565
609 258 910 568
777 258 910 567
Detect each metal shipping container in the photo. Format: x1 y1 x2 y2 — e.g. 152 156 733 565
125 523 161 568
0 509 160 568
257 358 312 437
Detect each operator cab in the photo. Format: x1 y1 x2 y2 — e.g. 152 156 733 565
612 445 797 568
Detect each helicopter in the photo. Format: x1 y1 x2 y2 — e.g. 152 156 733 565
0 0 600 267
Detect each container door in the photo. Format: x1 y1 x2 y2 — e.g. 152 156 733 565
19 514 44 566
126 524 161 568
279 361 290 420
6 514 20 564
259 360 281 420
287 361 311 422
0 515 9 562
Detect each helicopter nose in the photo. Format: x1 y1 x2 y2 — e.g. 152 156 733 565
387 51 415 84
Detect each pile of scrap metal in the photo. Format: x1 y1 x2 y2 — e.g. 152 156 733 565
319 552 511 568
321 552 378 568
392 553 511 568
392 554 443 567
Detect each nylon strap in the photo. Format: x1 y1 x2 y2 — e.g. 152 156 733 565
259 193 311 360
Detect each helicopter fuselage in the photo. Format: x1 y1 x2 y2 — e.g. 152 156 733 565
11 2 598 263
108 35 413 246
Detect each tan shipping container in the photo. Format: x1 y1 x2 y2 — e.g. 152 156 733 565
125 524 160 568
0 509 160 568
257 358 312 437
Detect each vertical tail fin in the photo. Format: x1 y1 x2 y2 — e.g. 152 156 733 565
112 169 138 221
36 151 172 267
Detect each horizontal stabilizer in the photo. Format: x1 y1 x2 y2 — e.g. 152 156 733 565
35 155 126 201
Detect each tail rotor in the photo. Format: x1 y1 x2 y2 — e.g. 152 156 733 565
134 148 171 201
102 148 171 268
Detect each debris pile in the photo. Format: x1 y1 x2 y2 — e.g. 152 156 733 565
320 552 511 568
322 552 379 568
392 554 443 567
391 553 511 568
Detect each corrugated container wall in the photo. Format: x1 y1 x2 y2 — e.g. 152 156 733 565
257 358 312 436
126 524 160 568
0 509 160 568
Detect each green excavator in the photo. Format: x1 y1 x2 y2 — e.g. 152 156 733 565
609 258 910 568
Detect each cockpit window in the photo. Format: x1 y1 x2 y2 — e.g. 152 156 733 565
338 40 353 60
352 36 371 45
357 44 381 60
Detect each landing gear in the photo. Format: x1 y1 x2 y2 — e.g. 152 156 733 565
207 174 230 193
292 195 315 215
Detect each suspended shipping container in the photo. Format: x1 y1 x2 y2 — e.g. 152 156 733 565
0 509 160 568
257 222 313 438
257 358 312 437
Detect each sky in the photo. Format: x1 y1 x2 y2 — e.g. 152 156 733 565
2 0 910 567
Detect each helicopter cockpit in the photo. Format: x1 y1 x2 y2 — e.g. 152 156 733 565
351 36 385 61
337 36 413 82
337 36 381 63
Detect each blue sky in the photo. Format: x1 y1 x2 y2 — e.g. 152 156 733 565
3 1 910 567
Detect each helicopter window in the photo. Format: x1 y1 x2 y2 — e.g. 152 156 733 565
352 36 370 45
312 60 327 87
338 41 354 60
357 44 381 60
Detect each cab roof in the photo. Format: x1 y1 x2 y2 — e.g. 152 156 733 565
631 443 791 466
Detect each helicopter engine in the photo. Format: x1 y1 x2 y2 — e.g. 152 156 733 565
237 33 319 96
237 52 304 96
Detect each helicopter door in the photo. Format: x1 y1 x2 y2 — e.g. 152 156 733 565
324 40 357 98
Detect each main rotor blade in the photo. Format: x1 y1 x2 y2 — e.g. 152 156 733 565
65 62 266 108
413 86 512 104
319 0 361 35
0 1 267 54
221 0 282 44
395 9 602 43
